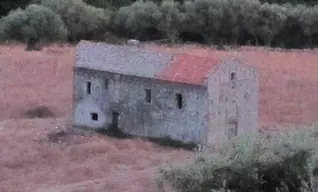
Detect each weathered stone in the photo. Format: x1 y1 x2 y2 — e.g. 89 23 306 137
73 41 259 145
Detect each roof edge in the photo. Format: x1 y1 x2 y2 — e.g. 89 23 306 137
75 66 207 87
222 56 259 72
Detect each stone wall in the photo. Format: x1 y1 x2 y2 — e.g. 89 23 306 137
73 68 209 144
207 58 258 145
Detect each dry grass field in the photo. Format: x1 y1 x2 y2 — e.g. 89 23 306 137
0 43 318 191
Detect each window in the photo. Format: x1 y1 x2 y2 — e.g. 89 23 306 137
228 121 238 139
91 113 98 121
145 89 151 103
230 72 236 88
86 81 91 94
176 93 183 109
104 79 109 89
230 72 236 80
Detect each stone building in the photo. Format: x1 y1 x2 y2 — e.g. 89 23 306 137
73 41 259 145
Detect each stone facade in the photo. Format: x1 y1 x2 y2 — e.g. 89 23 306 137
73 68 209 144
73 41 259 145
207 58 258 145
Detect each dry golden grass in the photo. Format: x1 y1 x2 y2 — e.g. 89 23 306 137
0 43 73 120
0 118 191 192
0 43 318 191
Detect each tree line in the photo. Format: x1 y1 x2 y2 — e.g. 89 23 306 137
1 0 317 16
1 0 318 49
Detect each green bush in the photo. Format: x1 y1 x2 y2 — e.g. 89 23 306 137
0 4 67 44
24 105 55 118
157 128 318 192
41 0 111 41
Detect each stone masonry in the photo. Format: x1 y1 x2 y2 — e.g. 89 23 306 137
73 40 259 145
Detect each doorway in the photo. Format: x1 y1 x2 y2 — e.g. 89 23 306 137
112 111 119 128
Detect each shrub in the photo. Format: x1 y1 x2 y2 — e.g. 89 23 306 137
0 4 67 47
41 0 111 41
24 105 55 118
157 128 318 192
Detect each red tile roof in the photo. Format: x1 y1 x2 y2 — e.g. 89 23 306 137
156 54 221 85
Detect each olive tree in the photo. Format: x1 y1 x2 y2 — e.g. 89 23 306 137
249 3 287 46
181 0 228 44
223 0 261 45
41 0 111 41
113 1 162 40
298 5 318 47
0 4 67 49
277 3 307 48
158 0 182 43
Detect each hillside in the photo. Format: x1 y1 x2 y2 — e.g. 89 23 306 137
0 43 318 191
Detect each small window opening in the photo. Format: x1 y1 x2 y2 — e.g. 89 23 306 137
228 121 238 139
176 93 183 109
145 89 151 103
230 72 236 80
104 79 109 89
86 81 91 94
91 113 98 121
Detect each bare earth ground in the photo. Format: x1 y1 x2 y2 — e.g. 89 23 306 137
0 43 318 191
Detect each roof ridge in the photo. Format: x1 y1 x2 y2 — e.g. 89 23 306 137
77 40 176 58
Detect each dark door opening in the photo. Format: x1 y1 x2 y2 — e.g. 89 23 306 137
112 111 119 128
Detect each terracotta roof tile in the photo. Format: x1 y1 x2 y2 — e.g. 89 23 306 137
156 54 221 85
